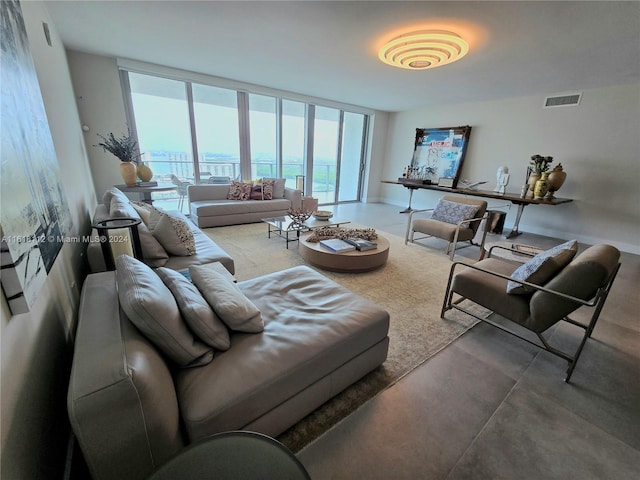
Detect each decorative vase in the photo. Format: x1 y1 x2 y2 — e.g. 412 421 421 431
136 162 153 182
546 163 567 199
527 173 541 197
120 162 137 186
534 172 550 199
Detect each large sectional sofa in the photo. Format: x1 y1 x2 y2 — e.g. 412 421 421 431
69 187 390 480
188 179 302 228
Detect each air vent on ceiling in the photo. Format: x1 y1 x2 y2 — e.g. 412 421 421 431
543 92 582 108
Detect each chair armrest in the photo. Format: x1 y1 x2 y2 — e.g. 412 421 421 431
447 260 598 307
405 208 435 243
487 244 537 259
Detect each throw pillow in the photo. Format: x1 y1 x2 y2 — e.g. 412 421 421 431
250 183 263 200
431 199 480 225
227 181 252 200
110 197 169 267
261 178 275 200
115 255 213 367
152 212 196 256
189 264 264 333
262 178 285 198
156 267 231 351
130 200 152 225
507 239 579 294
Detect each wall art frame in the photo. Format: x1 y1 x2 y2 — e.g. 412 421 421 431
1 0 72 315
411 125 472 188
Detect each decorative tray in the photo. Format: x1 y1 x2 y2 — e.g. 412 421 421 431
313 210 333 220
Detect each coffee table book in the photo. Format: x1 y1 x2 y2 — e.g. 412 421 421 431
319 238 357 253
344 238 377 251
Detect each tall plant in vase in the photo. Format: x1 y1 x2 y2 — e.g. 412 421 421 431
95 129 148 186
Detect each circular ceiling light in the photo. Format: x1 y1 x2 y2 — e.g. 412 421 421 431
378 30 469 70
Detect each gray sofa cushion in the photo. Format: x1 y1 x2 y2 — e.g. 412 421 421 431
115 255 213 367
110 196 169 267
191 198 291 218
189 265 263 333
156 267 231 351
175 266 390 440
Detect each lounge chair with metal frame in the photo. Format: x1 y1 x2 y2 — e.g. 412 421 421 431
405 194 489 260
441 243 621 382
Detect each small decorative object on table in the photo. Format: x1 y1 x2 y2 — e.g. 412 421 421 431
287 208 312 226
546 163 567 199
527 154 553 197
313 210 333 220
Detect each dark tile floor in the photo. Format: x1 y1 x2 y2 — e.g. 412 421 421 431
296 202 640 479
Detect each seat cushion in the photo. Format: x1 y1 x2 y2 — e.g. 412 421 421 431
412 218 474 242
191 198 291 217
451 258 532 326
174 266 390 441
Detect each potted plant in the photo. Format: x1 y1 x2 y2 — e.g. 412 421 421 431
95 129 151 185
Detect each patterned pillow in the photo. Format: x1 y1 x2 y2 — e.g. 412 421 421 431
507 239 579 294
250 183 263 200
152 212 196 256
227 181 252 200
431 199 479 225
261 178 275 200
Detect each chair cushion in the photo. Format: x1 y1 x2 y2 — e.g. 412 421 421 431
115 255 213 367
431 198 479 225
506 240 578 294
412 218 475 242
156 267 231 351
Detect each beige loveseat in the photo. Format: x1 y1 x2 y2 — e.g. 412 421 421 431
87 187 235 274
68 263 389 480
188 179 302 228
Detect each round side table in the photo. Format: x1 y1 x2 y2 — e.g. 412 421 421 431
147 431 310 480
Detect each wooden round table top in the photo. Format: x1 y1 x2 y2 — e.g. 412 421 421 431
299 234 390 272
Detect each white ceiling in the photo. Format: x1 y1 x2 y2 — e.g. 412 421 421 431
45 0 640 112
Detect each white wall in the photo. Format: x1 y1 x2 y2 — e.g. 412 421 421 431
380 84 640 254
1 2 96 478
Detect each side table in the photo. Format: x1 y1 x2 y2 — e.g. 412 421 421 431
148 431 310 480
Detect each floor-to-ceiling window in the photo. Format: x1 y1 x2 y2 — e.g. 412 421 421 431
123 70 369 205
128 73 193 180
192 84 241 181
248 93 277 179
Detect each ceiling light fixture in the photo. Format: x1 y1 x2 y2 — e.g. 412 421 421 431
378 30 469 70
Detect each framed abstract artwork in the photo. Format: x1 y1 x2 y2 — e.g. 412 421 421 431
1 0 72 315
411 126 472 188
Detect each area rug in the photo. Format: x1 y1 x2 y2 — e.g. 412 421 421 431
204 223 484 451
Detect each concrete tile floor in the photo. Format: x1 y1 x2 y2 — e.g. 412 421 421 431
296 202 640 479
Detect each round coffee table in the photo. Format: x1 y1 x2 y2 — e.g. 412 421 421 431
299 234 390 272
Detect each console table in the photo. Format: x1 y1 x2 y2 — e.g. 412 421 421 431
115 183 176 203
382 180 573 239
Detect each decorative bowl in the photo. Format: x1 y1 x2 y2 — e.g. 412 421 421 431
313 210 333 220
287 208 312 225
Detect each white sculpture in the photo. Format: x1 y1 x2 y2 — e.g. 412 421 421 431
494 166 510 194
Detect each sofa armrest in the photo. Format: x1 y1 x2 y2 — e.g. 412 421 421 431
284 188 302 210
188 184 231 203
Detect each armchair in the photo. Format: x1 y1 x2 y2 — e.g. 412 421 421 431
441 243 621 382
405 195 489 260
